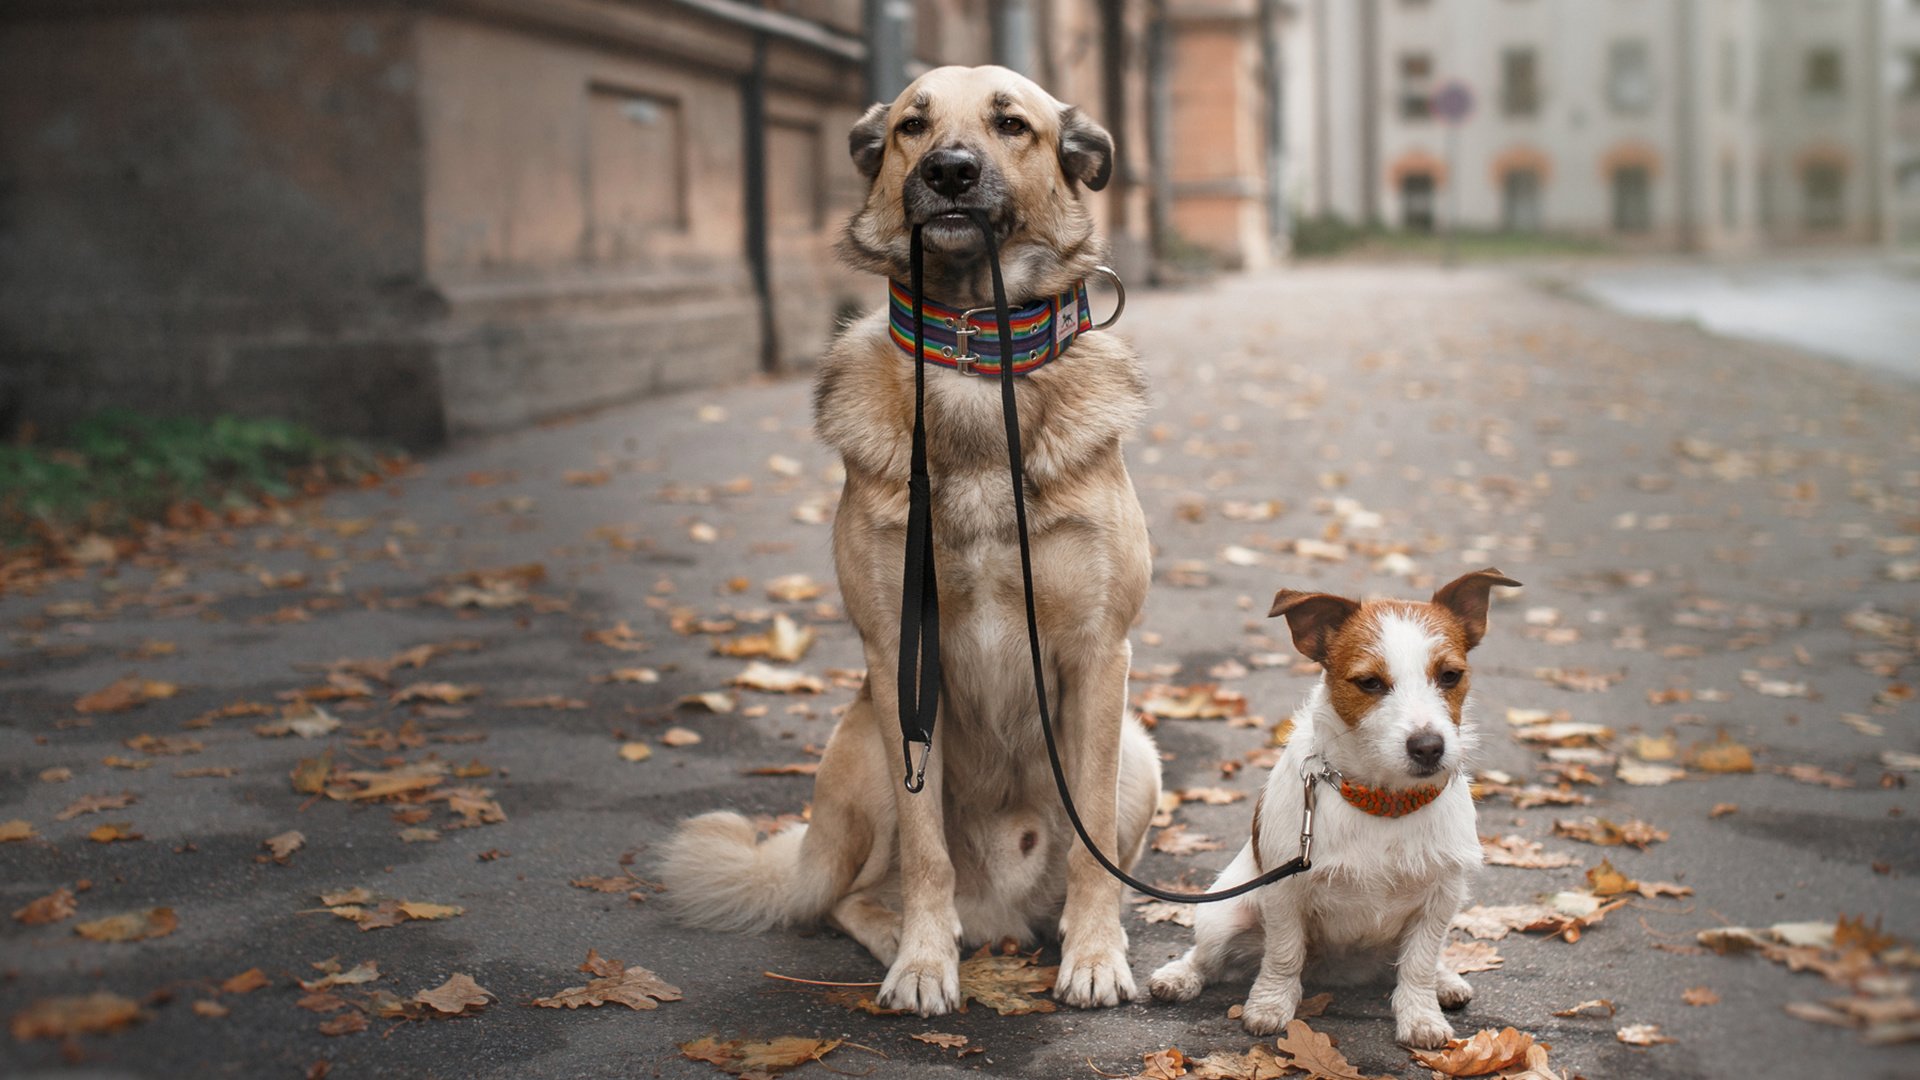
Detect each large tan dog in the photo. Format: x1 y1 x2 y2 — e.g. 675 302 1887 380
659 66 1162 1016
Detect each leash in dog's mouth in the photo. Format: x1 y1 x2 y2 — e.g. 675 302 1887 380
892 210 1331 906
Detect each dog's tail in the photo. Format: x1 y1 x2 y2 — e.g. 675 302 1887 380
656 812 838 933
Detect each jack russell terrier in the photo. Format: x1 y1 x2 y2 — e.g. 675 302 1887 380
1148 569 1520 1048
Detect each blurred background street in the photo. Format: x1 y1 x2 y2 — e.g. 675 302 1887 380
3 2 1919 1079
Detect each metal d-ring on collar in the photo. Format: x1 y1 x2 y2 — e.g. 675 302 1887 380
948 265 1126 377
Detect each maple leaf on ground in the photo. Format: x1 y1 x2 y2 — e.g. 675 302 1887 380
13 886 77 926
1270 1019 1389 1080
55 791 135 821
1153 824 1224 855
75 907 178 943
1615 1023 1675 1046
679 1035 844 1078
413 973 493 1016
531 950 682 1010
9 993 145 1040
1410 1026 1536 1076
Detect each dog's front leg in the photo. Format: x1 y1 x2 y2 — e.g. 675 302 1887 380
1240 883 1308 1035
868 654 962 1016
1391 875 1467 1049
1054 651 1135 1008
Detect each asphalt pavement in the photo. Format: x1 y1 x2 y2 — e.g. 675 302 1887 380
2 263 1917 1079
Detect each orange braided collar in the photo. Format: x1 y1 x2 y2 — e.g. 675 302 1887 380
1337 777 1445 818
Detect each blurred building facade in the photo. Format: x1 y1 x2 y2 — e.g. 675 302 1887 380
2 0 1914 446
1276 0 1920 254
0 0 1151 446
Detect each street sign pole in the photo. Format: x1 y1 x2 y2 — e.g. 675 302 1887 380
1431 80 1473 269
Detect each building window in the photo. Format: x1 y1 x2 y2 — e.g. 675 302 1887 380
586 87 687 260
1608 40 1654 113
1900 50 1920 101
1401 53 1434 120
1401 173 1437 232
1502 169 1543 231
1805 48 1843 99
1803 165 1844 230
1501 48 1540 117
1612 166 1652 233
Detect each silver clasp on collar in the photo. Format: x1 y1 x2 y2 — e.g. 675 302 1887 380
1089 265 1125 331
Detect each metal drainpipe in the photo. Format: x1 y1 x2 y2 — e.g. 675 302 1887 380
1359 0 1379 226
866 0 913 102
1260 0 1289 256
1674 0 1699 252
994 0 1034 75
1147 0 1173 273
743 32 775 372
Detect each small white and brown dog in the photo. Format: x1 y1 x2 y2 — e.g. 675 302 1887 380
1148 568 1520 1048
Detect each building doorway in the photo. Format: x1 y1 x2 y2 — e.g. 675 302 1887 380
1401 173 1437 232
1502 169 1542 232
1612 166 1652 233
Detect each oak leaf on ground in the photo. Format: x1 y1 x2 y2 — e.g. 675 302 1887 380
1270 1019 1389 1080
1410 1026 1535 1076
679 1034 844 1079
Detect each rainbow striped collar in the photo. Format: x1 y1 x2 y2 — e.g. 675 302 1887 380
887 279 1092 376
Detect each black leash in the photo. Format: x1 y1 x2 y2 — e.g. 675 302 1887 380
896 211 1313 904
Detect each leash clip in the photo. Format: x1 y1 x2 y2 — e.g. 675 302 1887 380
904 739 932 793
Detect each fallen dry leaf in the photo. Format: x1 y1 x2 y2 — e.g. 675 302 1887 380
1689 734 1756 774
619 742 653 762
1552 817 1668 849
1617 759 1686 786
1189 1045 1292 1079
1153 825 1224 855
75 907 177 943
680 1035 844 1078
730 662 825 694
531 950 682 1010
679 691 738 713
1683 986 1720 1006
1444 939 1504 974
76 676 177 714
9 992 144 1040
412 973 492 1016
911 1031 969 1050
55 791 135 821
715 614 816 664
87 822 142 843
1551 998 1616 1018
1270 1018 1381 1080
318 1011 368 1036
661 727 703 748
765 574 825 603
1410 1026 1536 1076
221 968 270 995
1481 835 1579 869
192 1000 229 1019
0 819 35 842
298 959 381 992
1136 683 1249 723
13 886 77 927
1615 1022 1674 1046
263 830 306 863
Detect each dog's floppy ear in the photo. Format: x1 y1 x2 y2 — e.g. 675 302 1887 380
1057 106 1114 191
848 103 890 181
1268 590 1360 666
1431 568 1523 650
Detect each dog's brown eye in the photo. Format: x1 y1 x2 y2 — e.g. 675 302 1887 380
997 115 1029 136
899 117 926 136
1353 676 1389 695
1437 669 1463 689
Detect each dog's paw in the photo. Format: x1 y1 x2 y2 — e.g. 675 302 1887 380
1396 1009 1455 1049
878 951 962 1017
1239 999 1295 1037
1436 969 1473 1011
1147 960 1204 1004
1057 938 1136 1008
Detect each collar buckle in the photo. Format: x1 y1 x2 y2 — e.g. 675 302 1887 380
952 306 992 376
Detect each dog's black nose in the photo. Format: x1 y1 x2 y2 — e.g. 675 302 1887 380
1406 732 1445 769
919 148 980 199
